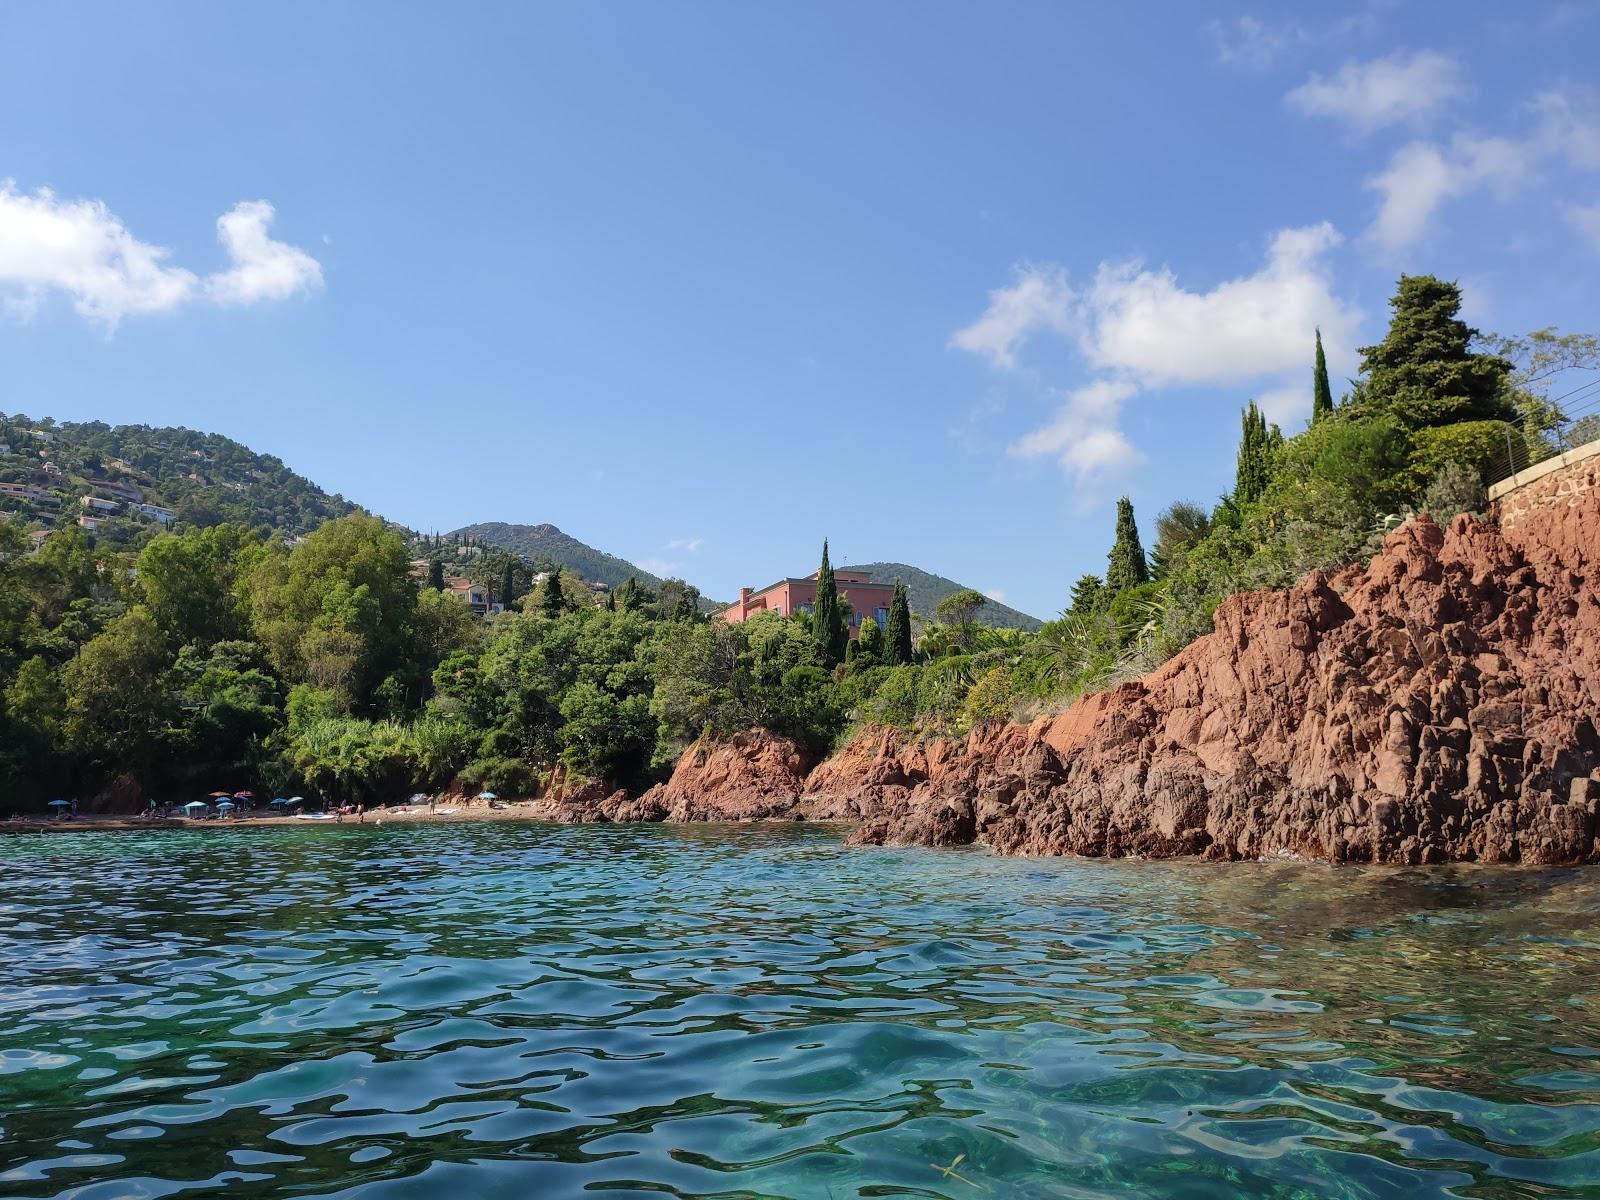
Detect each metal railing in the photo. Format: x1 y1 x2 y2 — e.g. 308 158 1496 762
1482 377 1600 488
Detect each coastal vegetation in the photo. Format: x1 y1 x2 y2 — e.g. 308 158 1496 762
1 276 1595 812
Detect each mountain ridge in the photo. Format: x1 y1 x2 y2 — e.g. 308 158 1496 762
842 561 1043 630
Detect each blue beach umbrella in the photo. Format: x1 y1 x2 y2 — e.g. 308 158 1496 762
270 797 292 807
47 799 71 808
183 800 209 813
477 792 498 801
216 800 236 810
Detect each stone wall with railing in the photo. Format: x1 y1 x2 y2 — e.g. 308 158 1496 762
1488 437 1600 539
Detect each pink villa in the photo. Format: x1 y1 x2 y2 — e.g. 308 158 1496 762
721 570 895 638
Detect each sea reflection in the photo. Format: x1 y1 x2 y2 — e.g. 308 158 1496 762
1 823 1596 1198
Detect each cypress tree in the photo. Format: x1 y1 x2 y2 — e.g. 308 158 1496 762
1103 497 1149 595
617 577 640 611
1312 328 1334 424
811 540 847 667
427 558 445 591
540 566 567 618
500 559 516 608
884 580 913 665
1235 401 1271 505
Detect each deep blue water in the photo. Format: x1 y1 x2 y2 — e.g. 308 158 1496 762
1 822 1597 1198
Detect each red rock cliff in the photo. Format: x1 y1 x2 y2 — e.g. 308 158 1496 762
815 502 1600 864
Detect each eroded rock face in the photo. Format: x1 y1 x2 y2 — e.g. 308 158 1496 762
817 507 1600 865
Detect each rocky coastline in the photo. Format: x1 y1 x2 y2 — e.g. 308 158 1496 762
565 486 1600 865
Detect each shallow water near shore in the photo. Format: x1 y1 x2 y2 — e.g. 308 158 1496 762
1 823 1597 1199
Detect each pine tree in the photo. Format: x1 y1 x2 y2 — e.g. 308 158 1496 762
1068 573 1103 616
1103 497 1149 595
1357 275 1514 429
1235 401 1271 505
617 577 640 611
1312 328 1334 424
884 580 913 666
540 566 567 618
811 540 847 667
499 559 516 609
427 558 445 591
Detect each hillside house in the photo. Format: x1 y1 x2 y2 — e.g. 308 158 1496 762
133 503 175 524
81 495 120 513
76 514 107 531
0 482 56 504
445 576 503 617
91 479 143 503
27 529 51 550
720 569 894 638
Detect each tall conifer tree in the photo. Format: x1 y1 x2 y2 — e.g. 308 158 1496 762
1235 401 1271 505
1104 497 1149 595
1312 328 1334 424
811 540 847 666
427 558 445 591
884 580 913 665
499 559 516 608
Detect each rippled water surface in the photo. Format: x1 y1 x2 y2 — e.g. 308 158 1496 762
2 823 1598 1198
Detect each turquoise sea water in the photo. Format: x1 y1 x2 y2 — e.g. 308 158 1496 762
1 823 1597 1199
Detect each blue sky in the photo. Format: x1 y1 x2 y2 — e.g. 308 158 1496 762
2 3 1597 618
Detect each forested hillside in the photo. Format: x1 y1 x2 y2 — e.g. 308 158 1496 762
0 414 359 551
449 522 668 591
842 562 1042 630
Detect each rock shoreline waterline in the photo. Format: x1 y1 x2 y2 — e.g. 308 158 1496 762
567 490 1600 865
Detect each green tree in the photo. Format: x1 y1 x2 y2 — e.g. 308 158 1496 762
852 614 883 666
1235 401 1273 505
1355 275 1514 429
1313 328 1335 424
499 557 516 608
1067 573 1103 616
933 588 987 652
540 566 568 618
1103 496 1150 595
884 580 913 666
428 558 446 591
1150 501 1211 580
811 539 847 667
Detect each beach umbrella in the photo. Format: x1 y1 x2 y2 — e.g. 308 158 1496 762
183 800 209 813
476 791 498 800
234 790 254 799
289 796 304 803
216 800 236 809
47 799 71 808
208 791 232 798
270 797 292 807
408 793 430 804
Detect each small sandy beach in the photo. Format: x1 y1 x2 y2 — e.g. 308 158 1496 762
1 798 552 835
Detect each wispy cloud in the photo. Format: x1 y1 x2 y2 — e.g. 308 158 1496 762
1209 16 1308 71
1361 86 1600 249
948 264 1073 370
1568 202 1600 253
666 536 704 553
0 184 322 330
1286 50 1466 134
958 224 1360 488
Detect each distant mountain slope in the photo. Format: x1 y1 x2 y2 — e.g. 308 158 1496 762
0 413 359 545
842 562 1043 630
450 522 667 590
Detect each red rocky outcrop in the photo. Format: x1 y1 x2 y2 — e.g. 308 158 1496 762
819 507 1600 864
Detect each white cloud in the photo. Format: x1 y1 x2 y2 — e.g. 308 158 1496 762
982 588 1007 603
1210 16 1307 71
949 264 1073 370
0 183 197 326
0 184 321 329
1361 86 1600 249
963 225 1360 486
1286 50 1465 134
638 558 678 578
1567 203 1600 252
1366 134 1535 249
1010 378 1142 481
206 201 324 305
1083 223 1360 386
666 536 704 553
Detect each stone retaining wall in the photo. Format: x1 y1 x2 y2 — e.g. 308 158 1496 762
1489 438 1600 536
